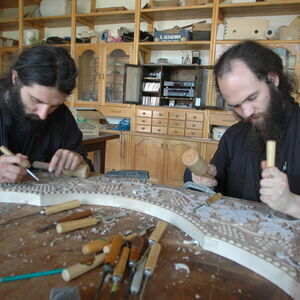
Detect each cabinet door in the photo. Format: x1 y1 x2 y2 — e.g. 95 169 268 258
163 140 201 186
75 44 102 104
104 45 133 104
131 136 164 184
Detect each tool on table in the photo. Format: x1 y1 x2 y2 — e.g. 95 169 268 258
182 149 212 179
32 161 90 178
104 170 149 182
94 235 123 300
130 221 167 296
0 268 63 282
0 145 40 181
36 209 93 233
139 242 161 300
110 245 130 299
62 253 106 282
56 212 127 234
0 200 81 226
82 235 116 255
193 192 223 211
124 236 145 300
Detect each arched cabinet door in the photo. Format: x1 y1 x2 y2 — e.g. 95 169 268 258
0 49 18 76
75 44 102 104
104 45 133 104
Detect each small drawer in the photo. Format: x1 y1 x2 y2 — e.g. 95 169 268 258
169 111 186 120
210 112 240 126
185 129 203 137
186 112 204 122
152 118 168 127
168 120 185 128
153 110 168 119
186 121 203 130
136 117 152 125
152 126 168 134
168 127 185 136
136 125 151 133
136 109 152 118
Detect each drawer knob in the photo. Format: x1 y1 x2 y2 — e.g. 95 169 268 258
158 129 161 132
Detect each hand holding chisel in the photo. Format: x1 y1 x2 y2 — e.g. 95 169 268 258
0 145 39 182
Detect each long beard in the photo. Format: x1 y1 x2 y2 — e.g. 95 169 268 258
7 86 46 134
247 86 286 160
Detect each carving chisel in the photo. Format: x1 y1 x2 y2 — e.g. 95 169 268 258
110 245 130 299
32 161 90 178
94 235 123 300
56 212 127 234
36 209 93 233
0 200 81 226
139 242 161 300
193 192 223 211
124 236 146 300
0 145 39 181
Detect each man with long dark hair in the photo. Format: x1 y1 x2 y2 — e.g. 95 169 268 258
0 46 90 183
184 41 300 218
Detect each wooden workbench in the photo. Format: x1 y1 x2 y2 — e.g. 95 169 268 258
0 203 291 300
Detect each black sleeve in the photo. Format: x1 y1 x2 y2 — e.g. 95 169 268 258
183 167 192 182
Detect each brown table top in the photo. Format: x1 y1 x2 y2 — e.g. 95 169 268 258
0 203 291 300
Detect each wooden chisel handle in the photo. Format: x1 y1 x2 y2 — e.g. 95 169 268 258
266 140 276 167
62 253 106 282
129 236 145 264
145 242 161 275
0 145 14 155
58 209 93 223
149 221 168 243
206 193 222 206
32 161 90 178
82 236 115 255
105 235 123 265
43 200 80 215
56 217 98 233
113 246 130 279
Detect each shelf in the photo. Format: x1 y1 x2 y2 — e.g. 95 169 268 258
76 10 135 26
0 19 19 31
24 15 71 28
1 0 40 8
141 5 213 22
217 40 300 45
139 41 210 50
219 1 300 18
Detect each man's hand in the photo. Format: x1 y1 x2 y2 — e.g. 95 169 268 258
260 160 300 218
48 149 83 176
0 153 30 183
191 164 218 187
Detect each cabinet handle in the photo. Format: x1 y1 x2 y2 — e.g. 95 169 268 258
158 129 161 132
158 121 161 124
193 116 196 119
142 120 145 123
192 124 195 127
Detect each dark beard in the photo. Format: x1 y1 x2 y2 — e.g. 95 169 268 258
7 86 46 135
247 85 286 160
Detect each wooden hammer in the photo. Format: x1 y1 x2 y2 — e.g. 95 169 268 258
32 161 90 178
182 149 211 178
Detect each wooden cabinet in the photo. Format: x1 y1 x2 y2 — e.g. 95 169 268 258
130 134 203 186
75 44 133 106
0 47 18 76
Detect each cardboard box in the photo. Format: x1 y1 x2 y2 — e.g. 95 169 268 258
154 28 192 41
70 108 105 136
185 0 212 6
192 22 211 40
224 18 269 40
279 16 300 40
150 0 180 7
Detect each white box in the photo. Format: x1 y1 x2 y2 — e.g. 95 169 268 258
224 19 269 40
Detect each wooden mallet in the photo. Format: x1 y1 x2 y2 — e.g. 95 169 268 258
182 149 211 178
32 161 90 178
